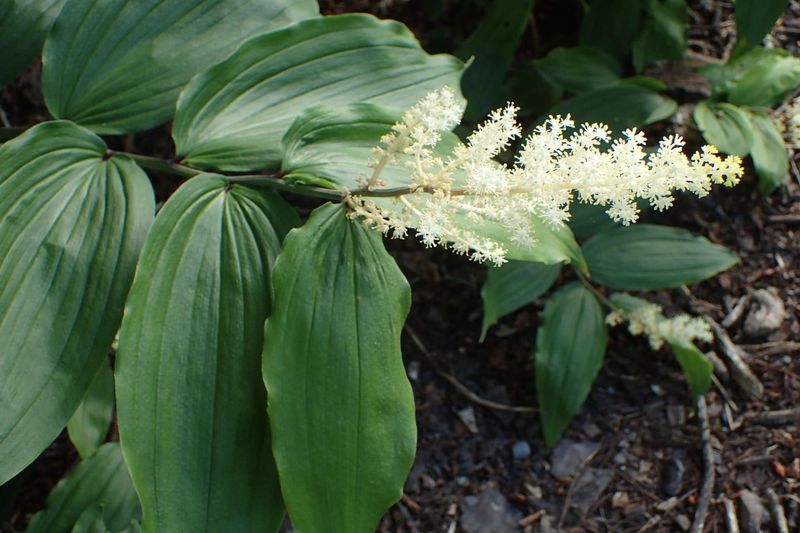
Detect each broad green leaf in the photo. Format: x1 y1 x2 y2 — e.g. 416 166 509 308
456 0 535 120
0 0 64 86
534 47 622 94
579 0 641 59
536 282 607 447
583 224 739 290
734 0 788 51
116 175 298 533
670 341 712 396
0 121 153 485
27 443 140 533
503 64 563 118
67 356 114 459
567 202 622 239
632 0 688 72
481 261 561 341
281 103 434 189
746 111 788 195
263 203 416 533
546 85 677 133
281 103 586 268
609 293 711 395
693 101 753 156
728 54 800 107
173 14 465 171
699 46 788 97
43 0 318 133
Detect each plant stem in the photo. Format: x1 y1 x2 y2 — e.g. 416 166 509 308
117 151 200 178
115 150 346 201
227 175 345 201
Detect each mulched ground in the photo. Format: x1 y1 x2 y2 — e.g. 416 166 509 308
2 1 799 532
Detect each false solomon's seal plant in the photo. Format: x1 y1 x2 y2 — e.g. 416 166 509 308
0 1 742 532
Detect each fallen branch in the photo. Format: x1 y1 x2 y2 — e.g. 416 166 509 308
690 396 714 533
705 317 764 397
722 496 740 533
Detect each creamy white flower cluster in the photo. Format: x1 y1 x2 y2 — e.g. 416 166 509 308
348 87 743 265
606 303 713 350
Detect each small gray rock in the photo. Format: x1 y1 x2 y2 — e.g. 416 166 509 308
460 490 521 533
571 467 614 513
744 288 786 337
512 440 531 461
550 440 600 480
739 489 767 533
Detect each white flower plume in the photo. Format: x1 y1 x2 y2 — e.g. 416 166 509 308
348 86 743 266
606 301 713 350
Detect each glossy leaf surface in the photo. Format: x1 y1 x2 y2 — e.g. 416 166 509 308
456 0 535 119
546 85 676 133
263 203 416 533
693 101 753 157
43 0 317 133
0 122 153 484
27 443 139 533
583 225 739 290
116 175 299 533
0 0 64 86
734 0 788 51
481 261 561 341
534 46 621 94
536 282 607 447
746 111 788 195
173 14 464 170
67 356 114 459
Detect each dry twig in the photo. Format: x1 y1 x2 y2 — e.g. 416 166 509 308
705 317 764 397
767 489 790 533
404 325 537 414
722 496 740 533
690 396 714 533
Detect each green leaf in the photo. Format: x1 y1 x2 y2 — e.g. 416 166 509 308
693 101 753 156
734 0 788 51
456 0 535 120
27 443 140 533
567 202 622 240
583 224 739 290
0 121 153 485
42 0 318 133
67 356 114 459
746 111 788 195
699 46 788 97
728 54 800 107
0 0 64 86
481 261 561 341
533 47 622 94
173 13 465 171
670 341 712 396
546 85 677 133
281 103 416 189
116 175 298 533
580 0 641 59
263 203 416 533
632 0 688 72
536 282 607 447
503 64 563 118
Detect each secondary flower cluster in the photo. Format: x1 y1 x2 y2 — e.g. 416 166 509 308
606 303 713 350
348 87 743 265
